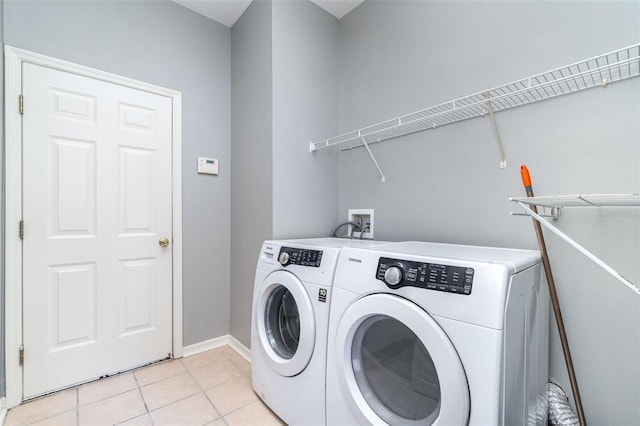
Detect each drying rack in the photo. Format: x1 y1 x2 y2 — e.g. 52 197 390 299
510 194 640 295
310 43 640 180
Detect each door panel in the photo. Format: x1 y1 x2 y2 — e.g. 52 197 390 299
120 258 155 335
22 62 173 398
120 148 154 232
49 263 97 349
52 138 96 235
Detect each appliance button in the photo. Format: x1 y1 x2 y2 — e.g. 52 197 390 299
278 252 290 266
384 266 403 286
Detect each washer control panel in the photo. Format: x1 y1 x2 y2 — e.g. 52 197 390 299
278 247 323 267
376 257 474 295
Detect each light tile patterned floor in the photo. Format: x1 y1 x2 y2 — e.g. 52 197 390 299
5 346 285 426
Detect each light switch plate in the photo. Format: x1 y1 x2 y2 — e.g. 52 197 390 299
198 157 219 175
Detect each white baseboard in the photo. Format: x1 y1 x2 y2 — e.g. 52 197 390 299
0 397 7 424
182 335 230 358
228 335 251 363
182 334 251 363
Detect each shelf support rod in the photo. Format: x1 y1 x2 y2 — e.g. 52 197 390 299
360 137 386 182
516 201 639 295
485 93 507 168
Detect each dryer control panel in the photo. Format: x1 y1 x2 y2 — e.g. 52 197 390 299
279 247 323 267
376 257 474 295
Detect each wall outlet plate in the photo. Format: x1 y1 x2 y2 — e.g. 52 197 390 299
348 209 374 239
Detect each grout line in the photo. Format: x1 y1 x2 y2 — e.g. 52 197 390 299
8 389 79 426
181 357 224 421
76 374 139 408
11 346 264 426
115 412 153 426
145 388 202 413
133 372 150 415
134 358 186 388
200 381 227 421
140 372 202 413
133 371 156 426
76 387 80 426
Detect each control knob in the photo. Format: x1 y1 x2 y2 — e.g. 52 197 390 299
384 266 403 286
278 252 290 266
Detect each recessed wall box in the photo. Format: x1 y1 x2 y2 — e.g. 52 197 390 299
348 209 374 239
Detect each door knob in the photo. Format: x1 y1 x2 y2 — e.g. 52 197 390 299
159 238 170 247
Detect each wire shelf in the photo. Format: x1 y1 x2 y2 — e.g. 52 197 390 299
510 193 640 295
310 43 640 152
510 193 640 208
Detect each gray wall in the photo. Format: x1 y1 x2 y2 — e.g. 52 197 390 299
230 0 339 348
4 0 232 346
337 1 639 424
272 0 338 239
230 0 273 348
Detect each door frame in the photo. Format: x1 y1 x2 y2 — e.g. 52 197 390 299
3 45 184 408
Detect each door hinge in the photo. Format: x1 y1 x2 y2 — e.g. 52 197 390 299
19 95 24 115
19 220 24 240
19 346 24 366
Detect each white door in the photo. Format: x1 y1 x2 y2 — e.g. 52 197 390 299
334 294 470 426
22 63 173 398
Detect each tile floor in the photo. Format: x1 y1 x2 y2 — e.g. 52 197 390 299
5 346 285 426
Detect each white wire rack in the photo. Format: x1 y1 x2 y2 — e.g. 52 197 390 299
510 194 640 295
310 43 640 154
512 193 640 207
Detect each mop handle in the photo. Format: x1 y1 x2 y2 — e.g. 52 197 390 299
520 165 533 194
520 165 586 426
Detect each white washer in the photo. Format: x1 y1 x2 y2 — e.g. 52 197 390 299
326 241 550 425
251 238 388 425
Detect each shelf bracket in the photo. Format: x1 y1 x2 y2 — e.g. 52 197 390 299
515 200 639 295
510 206 559 220
360 137 386 183
485 93 507 169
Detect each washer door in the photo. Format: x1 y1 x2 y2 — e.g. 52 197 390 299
256 270 315 377
335 294 469 425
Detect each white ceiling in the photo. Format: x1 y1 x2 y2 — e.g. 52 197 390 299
172 0 364 28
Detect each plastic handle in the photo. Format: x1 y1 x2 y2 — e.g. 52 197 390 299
521 165 532 188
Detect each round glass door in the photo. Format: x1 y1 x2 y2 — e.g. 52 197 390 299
257 270 315 377
264 285 300 359
352 315 441 424
335 294 469 425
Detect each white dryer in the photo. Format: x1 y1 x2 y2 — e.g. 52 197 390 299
251 238 388 426
326 241 549 426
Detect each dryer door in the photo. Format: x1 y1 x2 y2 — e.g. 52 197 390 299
256 270 315 377
335 293 469 426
